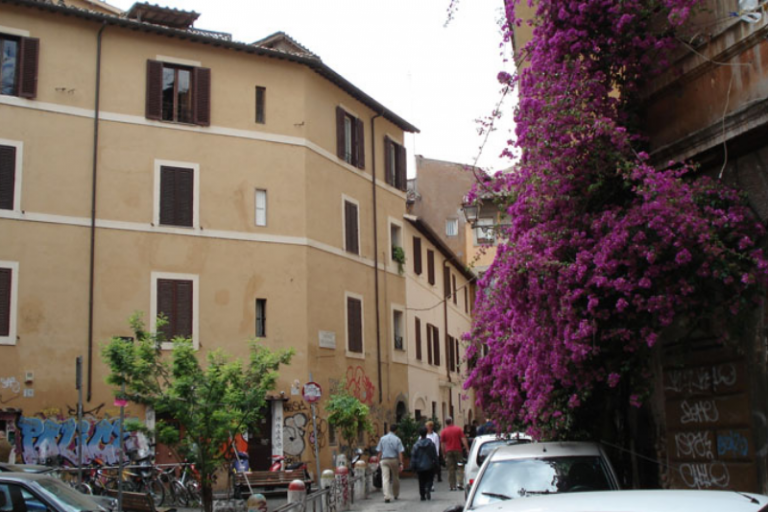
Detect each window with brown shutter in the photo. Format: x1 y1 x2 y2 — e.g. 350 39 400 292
347 296 363 353
146 60 210 126
336 107 364 169
415 317 422 361
383 137 407 191
256 298 267 337
0 145 16 211
464 286 469 313
432 325 440 366
452 274 457 304
395 143 407 191
255 86 266 124
159 166 194 227
157 278 193 341
443 265 451 299
413 237 422 275
455 337 461 372
426 323 433 365
0 35 38 99
344 200 359 255
0 268 11 337
427 250 435 285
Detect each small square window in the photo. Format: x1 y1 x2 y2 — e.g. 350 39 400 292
446 219 458 237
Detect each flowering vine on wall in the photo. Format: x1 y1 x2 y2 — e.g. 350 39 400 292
463 0 768 438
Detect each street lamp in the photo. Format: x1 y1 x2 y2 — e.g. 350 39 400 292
462 203 479 226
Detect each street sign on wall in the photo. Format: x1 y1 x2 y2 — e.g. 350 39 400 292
303 382 322 403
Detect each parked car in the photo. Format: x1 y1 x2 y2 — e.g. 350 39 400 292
0 463 51 473
447 489 768 512
0 472 116 511
463 441 620 511
464 433 532 497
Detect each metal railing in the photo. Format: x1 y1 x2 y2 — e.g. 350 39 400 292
272 467 373 512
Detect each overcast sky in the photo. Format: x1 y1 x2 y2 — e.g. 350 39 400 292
109 0 516 174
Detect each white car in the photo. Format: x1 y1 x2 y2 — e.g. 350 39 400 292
463 442 620 511
464 433 532 497
451 489 768 512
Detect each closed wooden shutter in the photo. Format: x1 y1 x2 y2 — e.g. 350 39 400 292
433 325 440 366
455 338 460 372
427 250 435 285
413 237 422 275
193 67 211 126
344 201 359 254
427 323 433 365
157 279 193 340
464 286 468 313
347 297 363 353
448 335 454 373
384 137 392 186
0 268 11 337
336 107 346 159
146 60 164 120
355 117 365 169
160 166 193 227
0 145 16 210
396 143 407 191
443 266 451 299
415 317 422 361
18 37 39 99
452 274 457 304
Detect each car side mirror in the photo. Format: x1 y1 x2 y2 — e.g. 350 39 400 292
443 505 464 512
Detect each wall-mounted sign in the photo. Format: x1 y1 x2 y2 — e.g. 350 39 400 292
319 330 336 349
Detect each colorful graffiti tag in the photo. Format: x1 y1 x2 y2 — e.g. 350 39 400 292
345 366 375 406
18 416 145 465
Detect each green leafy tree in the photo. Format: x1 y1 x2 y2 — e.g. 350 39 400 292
397 412 420 455
325 392 373 456
102 313 293 512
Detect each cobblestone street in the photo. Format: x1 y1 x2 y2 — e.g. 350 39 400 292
350 477 465 512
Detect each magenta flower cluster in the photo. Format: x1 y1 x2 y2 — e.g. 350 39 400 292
464 0 767 438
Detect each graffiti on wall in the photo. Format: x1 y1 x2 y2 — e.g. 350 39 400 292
18 414 146 465
309 418 328 451
283 413 308 457
346 366 375 406
0 376 21 404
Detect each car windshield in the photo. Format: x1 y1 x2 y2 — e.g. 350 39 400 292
35 477 103 511
470 456 614 509
477 439 532 466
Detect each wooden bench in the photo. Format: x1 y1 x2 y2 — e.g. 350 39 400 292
234 470 312 496
104 489 176 512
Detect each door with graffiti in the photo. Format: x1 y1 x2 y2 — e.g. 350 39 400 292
248 405 272 471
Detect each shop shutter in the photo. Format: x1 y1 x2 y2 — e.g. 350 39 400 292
347 297 363 353
0 145 16 210
413 237 422 275
0 268 11 336
336 107 346 159
355 117 365 169
146 60 164 120
193 67 211 126
18 37 39 99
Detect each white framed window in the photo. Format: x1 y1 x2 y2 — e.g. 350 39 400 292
150 271 199 350
389 218 403 268
0 139 23 213
391 306 405 351
0 260 19 346
345 291 364 359
255 189 267 227
446 218 458 237
153 160 200 229
342 195 360 255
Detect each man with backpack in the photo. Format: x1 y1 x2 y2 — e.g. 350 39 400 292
411 426 439 501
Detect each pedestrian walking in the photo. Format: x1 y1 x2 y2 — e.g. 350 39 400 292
425 421 442 489
0 432 12 463
411 426 439 501
440 416 469 491
376 424 405 503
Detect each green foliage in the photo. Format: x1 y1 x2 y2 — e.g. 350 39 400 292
397 412 420 454
392 245 406 275
102 313 293 512
325 392 374 453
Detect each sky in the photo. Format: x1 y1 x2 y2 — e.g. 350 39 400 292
108 0 517 174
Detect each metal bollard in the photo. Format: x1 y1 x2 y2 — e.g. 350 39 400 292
335 465 350 511
353 460 367 501
288 479 307 508
321 469 335 489
246 493 268 512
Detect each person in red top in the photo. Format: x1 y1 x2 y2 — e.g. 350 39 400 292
440 416 469 491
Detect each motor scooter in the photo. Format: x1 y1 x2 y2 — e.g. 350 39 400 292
269 454 312 490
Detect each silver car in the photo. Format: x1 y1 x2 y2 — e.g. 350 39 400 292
0 472 116 511
464 433 532 497
463 442 620 511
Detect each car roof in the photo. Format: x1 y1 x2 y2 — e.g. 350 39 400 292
488 441 603 461
475 433 532 443
0 471 54 482
478 490 768 512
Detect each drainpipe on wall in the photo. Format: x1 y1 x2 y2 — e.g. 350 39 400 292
370 112 384 404
87 22 107 402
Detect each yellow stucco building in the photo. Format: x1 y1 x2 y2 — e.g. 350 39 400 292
0 0 420 471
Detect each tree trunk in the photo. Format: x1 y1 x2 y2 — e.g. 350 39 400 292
202 481 214 512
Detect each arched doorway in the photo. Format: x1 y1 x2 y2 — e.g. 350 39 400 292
395 401 407 424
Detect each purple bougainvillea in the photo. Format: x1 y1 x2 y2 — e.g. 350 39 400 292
464 0 768 438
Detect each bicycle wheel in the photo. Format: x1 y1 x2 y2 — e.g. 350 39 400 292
186 479 201 505
171 480 190 507
145 478 165 507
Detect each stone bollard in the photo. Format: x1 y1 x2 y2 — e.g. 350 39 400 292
288 479 307 508
335 465 350 511
321 469 335 489
246 493 267 512
353 460 367 500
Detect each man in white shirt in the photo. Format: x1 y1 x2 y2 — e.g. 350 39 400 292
425 421 441 490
